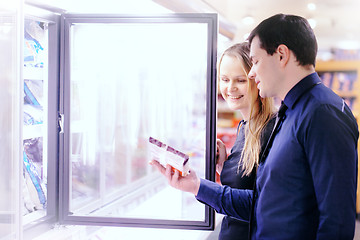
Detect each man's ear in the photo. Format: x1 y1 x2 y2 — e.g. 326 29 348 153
277 44 290 67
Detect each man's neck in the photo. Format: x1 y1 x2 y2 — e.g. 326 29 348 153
279 64 315 100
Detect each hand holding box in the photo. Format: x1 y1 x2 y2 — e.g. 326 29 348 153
149 137 190 176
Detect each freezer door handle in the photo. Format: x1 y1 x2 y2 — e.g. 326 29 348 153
58 113 64 134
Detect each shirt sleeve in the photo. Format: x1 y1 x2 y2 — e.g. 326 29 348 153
302 104 358 239
195 178 253 222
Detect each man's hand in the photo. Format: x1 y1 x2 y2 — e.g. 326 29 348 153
149 160 201 196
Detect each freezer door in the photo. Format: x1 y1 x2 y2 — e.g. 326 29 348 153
22 10 60 228
60 13 217 229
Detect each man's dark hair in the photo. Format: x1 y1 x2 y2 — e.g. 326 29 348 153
248 13 318 67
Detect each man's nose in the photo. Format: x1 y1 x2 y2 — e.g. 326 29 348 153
248 67 256 80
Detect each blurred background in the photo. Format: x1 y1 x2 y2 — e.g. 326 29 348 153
2 0 360 239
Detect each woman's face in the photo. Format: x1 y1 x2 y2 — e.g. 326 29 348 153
219 55 257 118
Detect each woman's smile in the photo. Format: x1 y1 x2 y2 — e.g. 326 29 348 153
227 94 243 100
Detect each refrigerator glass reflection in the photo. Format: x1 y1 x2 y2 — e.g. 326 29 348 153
0 5 22 238
23 18 48 223
62 15 216 228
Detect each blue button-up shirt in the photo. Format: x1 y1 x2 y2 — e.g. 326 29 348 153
196 73 359 239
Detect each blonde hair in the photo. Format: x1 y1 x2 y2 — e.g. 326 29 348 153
217 43 276 176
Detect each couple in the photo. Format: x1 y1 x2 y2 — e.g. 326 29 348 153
151 14 359 240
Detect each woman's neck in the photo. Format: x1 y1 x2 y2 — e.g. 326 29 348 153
239 109 250 122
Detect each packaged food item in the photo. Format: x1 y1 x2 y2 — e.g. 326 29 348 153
149 137 190 176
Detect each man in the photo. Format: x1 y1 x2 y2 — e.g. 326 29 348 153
151 14 359 239
244 13 358 239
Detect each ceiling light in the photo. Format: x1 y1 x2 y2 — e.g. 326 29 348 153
242 16 254 26
317 51 333 61
337 40 360 50
243 33 250 41
308 18 317 29
307 3 316 11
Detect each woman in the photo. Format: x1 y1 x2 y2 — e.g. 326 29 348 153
150 42 276 239
215 43 275 239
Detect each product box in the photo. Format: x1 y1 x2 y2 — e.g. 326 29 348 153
149 137 190 176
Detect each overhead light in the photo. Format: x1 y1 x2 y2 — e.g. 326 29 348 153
307 18 317 29
243 33 250 41
317 51 333 61
337 40 360 50
307 3 316 11
242 16 254 26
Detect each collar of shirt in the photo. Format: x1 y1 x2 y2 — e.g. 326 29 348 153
236 119 247 135
283 72 321 110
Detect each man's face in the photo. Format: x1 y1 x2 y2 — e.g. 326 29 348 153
248 36 282 98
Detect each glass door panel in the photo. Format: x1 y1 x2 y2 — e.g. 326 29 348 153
23 17 48 223
0 3 22 239
61 14 217 229
22 8 60 229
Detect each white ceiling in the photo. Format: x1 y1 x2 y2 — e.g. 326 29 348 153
202 0 360 51
28 0 360 52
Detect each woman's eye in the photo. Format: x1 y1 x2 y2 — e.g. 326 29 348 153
221 78 229 82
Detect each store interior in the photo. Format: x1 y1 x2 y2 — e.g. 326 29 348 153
2 0 360 239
